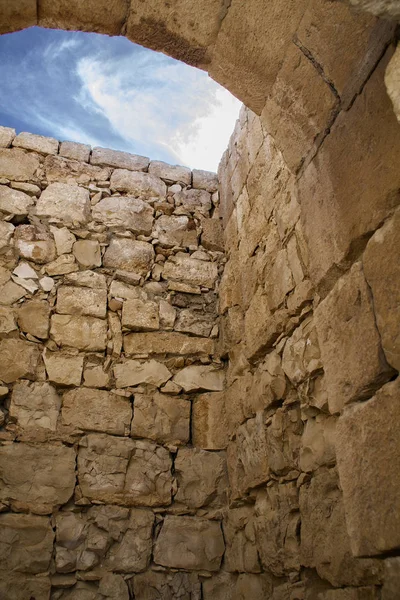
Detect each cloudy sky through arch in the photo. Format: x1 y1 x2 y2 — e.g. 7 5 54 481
0 27 241 171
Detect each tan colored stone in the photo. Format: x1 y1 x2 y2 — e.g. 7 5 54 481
0 575 51 600
0 280 26 305
163 254 218 288
0 185 34 215
10 381 61 432
154 516 225 571
315 262 393 413
56 285 107 319
114 359 171 388
174 188 212 213
282 317 322 384
0 147 39 181
193 169 218 193
78 433 172 506
122 298 159 331
299 415 337 473
149 161 191 184
38 0 128 33
36 182 91 224
0 221 15 252
0 513 54 573
14 224 56 264
10 181 41 196
224 506 260 574
132 571 201 600
83 364 111 388
192 392 229 450
103 238 154 275
336 379 400 557
0 442 76 514
43 350 84 386
386 44 400 124
0 306 17 333
65 269 107 289
110 169 166 199
159 299 176 329
17 300 50 339
72 239 102 267
131 392 190 446
93 196 154 235
45 254 78 275
153 214 197 247
59 141 91 162
173 364 225 392
91 147 149 170
348 0 400 19
382 557 400 600
62 388 132 436
0 339 40 383
50 314 108 351
201 218 224 251
174 448 228 508
44 154 110 184
174 308 215 337
124 331 213 356
0 125 16 148
13 131 57 155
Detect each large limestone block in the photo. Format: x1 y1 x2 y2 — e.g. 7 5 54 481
126 0 225 68
93 196 154 235
174 308 215 337
298 50 400 289
14 224 56 264
72 239 102 268
0 513 53 573
363 210 400 370
0 339 40 383
336 379 400 556
17 299 50 339
43 154 110 184
0 280 26 305
193 169 218 193
314 263 393 413
201 218 224 252
106 509 155 573
50 314 108 351
103 238 154 275
43 350 84 386
174 188 212 213
154 516 225 571
132 571 201 600
254 483 300 577
153 214 197 247
0 147 39 181
114 359 172 388
300 467 382 586
0 442 76 514
0 185 34 215
192 392 229 450
62 388 132 436
110 169 166 199
78 433 172 506
173 364 225 392
10 381 61 432
0 574 51 600
91 147 149 171
122 298 159 331
39 0 128 34
149 160 191 184
59 140 91 162
174 448 228 509
163 254 218 288
223 506 261 574
65 269 107 289
56 286 107 319
0 126 15 148
347 0 400 19
124 331 214 356
36 182 91 224
385 45 400 124
131 392 190 446
13 132 58 155
209 0 308 113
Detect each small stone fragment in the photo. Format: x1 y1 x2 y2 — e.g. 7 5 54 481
50 226 76 255
43 350 84 386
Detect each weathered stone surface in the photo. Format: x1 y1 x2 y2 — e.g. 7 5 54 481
43 350 84 386
192 169 218 193
72 239 102 268
336 379 400 557
149 161 191 184
78 433 172 506
50 314 108 351
0 442 76 513
17 299 50 339
131 392 190 446
382 557 400 600
174 188 212 213
0 280 26 305
0 221 15 252
45 254 78 276
43 154 110 184
315 263 393 413
0 125 16 148
122 298 159 331
111 169 166 199
0 306 17 333
124 331 213 356
62 388 132 435
175 308 215 337
348 0 400 19
36 182 91 224
224 506 260 573
10 381 61 432
153 214 197 247
363 210 400 371
114 359 172 388
132 571 201 600
14 224 56 264
174 364 225 392
103 238 154 275
38 0 128 33
174 448 227 508
163 254 218 288
299 415 337 473
386 44 400 124
13 132 58 155
192 392 229 450
0 513 54 573
0 147 39 181
154 516 225 571
300 467 381 586
0 185 34 215
93 196 154 235
282 316 322 384
65 269 107 289
0 339 40 383
57 285 107 319
59 141 91 162
106 509 155 573
0 574 51 600
91 147 149 171
201 218 224 251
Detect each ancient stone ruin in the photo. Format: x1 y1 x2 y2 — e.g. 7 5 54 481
0 1 400 599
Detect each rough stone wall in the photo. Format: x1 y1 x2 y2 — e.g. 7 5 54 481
0 129 229 599
216 28 400 600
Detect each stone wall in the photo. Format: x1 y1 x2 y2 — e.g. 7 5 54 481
0 129 229 599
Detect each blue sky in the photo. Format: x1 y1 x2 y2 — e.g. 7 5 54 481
0 27 241 171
